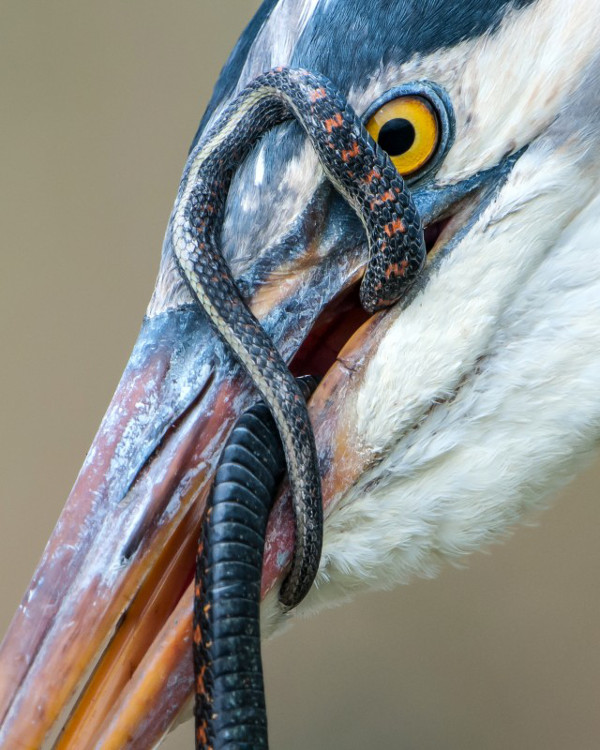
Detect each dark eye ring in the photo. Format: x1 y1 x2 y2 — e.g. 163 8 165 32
363 81 455 183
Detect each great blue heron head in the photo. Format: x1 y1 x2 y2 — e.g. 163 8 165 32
2 0 600 746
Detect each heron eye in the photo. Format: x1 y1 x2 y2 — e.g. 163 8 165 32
366 95 440 178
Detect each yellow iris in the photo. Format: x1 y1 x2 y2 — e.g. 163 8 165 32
366 95 440 178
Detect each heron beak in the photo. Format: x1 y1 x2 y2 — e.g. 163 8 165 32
0 138 519 747
0 183 368 748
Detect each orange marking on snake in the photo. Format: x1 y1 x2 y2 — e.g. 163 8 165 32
325 113 343 132
342 141 360 162
384 218 406 237
385 260 409 279
196 724 209 747
370 189 396 210
196 666 207 692
194 625 202 645
365 168 382 184
310 87 327 102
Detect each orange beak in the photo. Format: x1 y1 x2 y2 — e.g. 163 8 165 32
0 214 383 748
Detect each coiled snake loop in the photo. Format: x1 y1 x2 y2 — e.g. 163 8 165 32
171 67 425 613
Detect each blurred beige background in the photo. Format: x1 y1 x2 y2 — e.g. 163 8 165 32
1 3 599 748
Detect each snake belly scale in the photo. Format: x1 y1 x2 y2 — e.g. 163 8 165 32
194 377 318 750
170 67 425 609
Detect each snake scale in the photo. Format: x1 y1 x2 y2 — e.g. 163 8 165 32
169 67 425 748
194 376 318 750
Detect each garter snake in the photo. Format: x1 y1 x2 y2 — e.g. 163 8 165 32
170 67 425 615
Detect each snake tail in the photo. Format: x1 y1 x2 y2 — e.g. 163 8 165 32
194 377 318 750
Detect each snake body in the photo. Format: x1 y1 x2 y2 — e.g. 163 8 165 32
171 67 425 611
174 68 426 749
194 377 318 750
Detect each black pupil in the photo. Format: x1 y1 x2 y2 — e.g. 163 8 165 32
378 118 416 157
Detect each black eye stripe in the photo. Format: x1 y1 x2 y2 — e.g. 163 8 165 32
377 118 416 157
